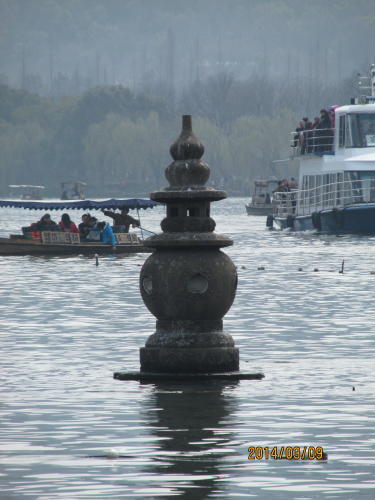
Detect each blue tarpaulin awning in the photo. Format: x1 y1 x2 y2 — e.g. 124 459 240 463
0 198 159 211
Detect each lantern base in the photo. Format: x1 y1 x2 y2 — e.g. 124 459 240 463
113 370 264 382
140 346 239 373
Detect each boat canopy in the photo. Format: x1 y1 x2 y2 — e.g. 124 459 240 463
254 179 278 187
61 181 87 186
8 184 46 189
0 198 159 211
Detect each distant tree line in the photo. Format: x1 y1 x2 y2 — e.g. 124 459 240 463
0 71 360 197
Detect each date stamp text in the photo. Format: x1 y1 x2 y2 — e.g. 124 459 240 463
247 446 325 460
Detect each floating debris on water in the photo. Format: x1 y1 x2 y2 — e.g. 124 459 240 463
105 448 119 458
339 260 345 274
87 449 132 459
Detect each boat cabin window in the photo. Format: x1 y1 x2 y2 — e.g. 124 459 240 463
339 116 345 147
348 171 375 202
346 114 375 148
298 170 375 215
357 114 375 147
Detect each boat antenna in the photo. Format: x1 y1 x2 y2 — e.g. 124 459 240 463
136 208 144 240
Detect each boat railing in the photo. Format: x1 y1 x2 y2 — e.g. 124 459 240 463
272 190 298 216
273 178 375 216
290 128 335 157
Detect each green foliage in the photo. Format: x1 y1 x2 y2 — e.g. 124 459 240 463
0 71 362 197
0 84 44 121
83 112 167 190
0 120 47 187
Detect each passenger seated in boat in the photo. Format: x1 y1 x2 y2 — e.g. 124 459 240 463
24 213 60 232
78 213 91 240
85 217 100 241
97 221 116 249
59 213 79 233
101 208 140 233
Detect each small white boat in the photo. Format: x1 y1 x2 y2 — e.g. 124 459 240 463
245 179 277 215
8 184 45 200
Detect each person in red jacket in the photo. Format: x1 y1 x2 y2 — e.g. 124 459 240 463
59 213 79 233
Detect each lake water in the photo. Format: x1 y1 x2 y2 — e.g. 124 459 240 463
0 197 374 499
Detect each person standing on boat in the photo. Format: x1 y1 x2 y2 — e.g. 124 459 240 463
311 116 320 152
101 208 140 233
272 180 290 212
272 180 290 193
59 213 79 233
289 178 298 213
302 117 313 153
318 109 333 152
294 120 305 153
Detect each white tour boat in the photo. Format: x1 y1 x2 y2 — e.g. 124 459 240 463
268 66 375 233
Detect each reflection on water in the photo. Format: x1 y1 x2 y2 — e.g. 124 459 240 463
0 198 375 498
142 381 238 499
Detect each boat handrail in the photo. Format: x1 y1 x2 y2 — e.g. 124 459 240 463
290 127 335 157
273 178 375 216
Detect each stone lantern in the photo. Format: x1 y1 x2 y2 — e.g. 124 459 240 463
114 115 263 381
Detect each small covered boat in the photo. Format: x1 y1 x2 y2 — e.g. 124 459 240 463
8 184 45 200
245 179 278 215
0 198 159 256
60 181 86 200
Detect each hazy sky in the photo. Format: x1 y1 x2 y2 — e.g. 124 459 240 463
1 0 375 94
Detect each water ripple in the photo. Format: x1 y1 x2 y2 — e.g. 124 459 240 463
0 199 374 498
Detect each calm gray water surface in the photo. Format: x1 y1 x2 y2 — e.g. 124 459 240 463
0 198 374 499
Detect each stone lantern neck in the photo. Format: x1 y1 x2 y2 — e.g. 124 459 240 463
146 115 232 249
169 115 204 162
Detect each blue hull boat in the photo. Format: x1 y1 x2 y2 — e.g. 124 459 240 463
274 205 375 234
269 66 375 235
